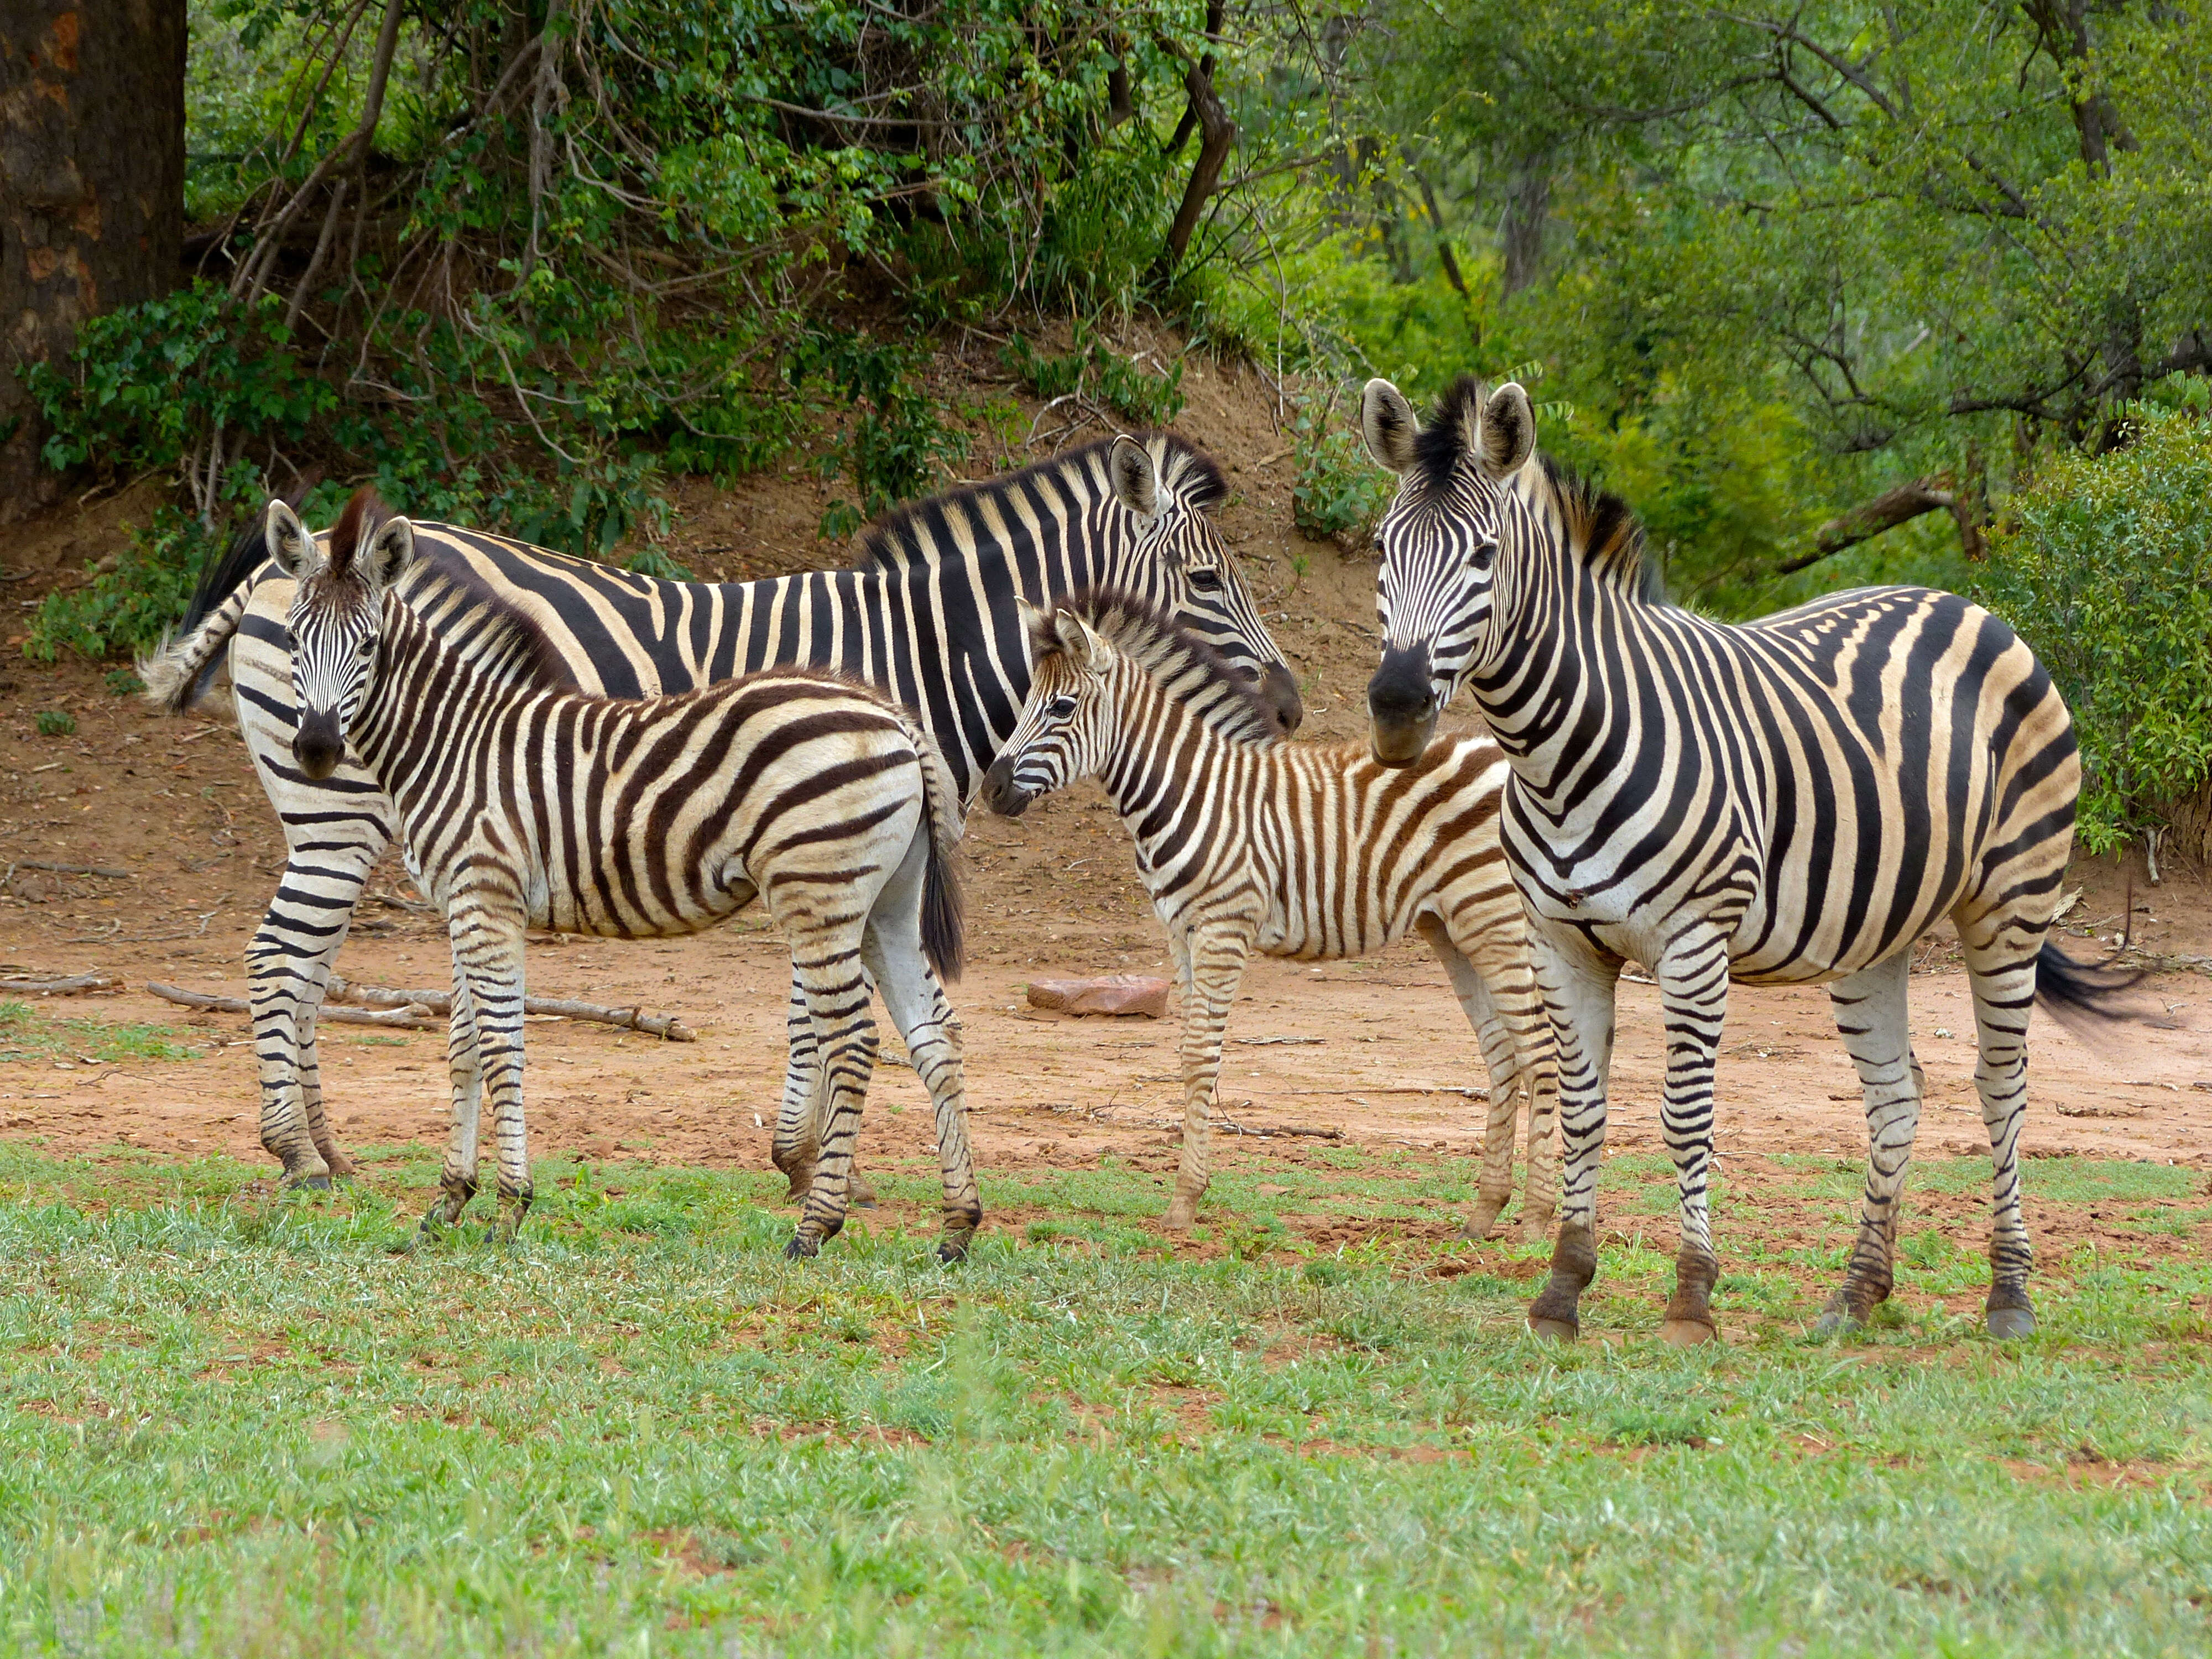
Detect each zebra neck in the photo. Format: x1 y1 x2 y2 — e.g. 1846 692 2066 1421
353 604 539 808
1094 663 1230 857
1478 567 1635 797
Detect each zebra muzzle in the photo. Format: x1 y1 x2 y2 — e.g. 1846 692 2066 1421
292 708 346 780
1366 646 1439 766
979 756 1032 818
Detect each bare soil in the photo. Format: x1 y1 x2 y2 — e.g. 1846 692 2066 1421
3 351 2210 1278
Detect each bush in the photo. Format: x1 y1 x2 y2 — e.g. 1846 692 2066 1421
25 508 220 667
1291 400 1391 546
1978 408 2212 855
1001 322 1187 427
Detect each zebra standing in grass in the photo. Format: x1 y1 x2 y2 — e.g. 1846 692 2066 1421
982 591 1560 1237
1359 375 2136 1342
272 489 979 1258
142 435 1301 1192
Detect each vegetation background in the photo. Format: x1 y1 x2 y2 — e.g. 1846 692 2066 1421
8 0 2210 846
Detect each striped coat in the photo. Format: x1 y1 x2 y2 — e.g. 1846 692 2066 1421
142 436 1299 1191
1360 374 2135 1342
272 491 978 1257
983 591 1559 1237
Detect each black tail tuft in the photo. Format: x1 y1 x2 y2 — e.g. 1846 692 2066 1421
181 518 271 636
920 830 964 983
2034 937 2152 1037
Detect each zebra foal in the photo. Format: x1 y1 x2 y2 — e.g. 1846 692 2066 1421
273 489 979 1258
1361 375 2139 1341
982 592 1559 1236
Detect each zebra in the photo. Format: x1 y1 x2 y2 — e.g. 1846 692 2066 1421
980 589 1561 1237
271 488 979 1258
1358 373 2138 1342
140 434 1302 1192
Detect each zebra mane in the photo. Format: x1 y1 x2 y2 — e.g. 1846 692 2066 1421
854 434 1229 571
1533 455 1666 603
1035 586 1282 745
1413 375 1494 495
399 547 580 693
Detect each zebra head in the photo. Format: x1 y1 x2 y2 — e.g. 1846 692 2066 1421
267 491 418 781
1103 435 1304 737
1359 376 1536 766
980 601 1115 818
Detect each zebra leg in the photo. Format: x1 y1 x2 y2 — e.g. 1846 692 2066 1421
785 933 878 1260
1525 932 1617 1340
1813 952 1921 1336
1958 918 2041 1339
1416 916 1520 1240
1650 936 1733 1345
247 836 384 1186
771 967 881 1209
423 952 484 1233
1165 925 1251 1232
864 864 980 1262
449 900 533 1243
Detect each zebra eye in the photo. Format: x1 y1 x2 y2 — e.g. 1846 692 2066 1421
1188 567 1222 593
1045 696 1078 720
1470 542 1496 571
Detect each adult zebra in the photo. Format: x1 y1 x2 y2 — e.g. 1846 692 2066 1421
143 434 1301 1188
1358 374 2131 1343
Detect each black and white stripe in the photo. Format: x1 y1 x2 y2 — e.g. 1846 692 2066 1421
1360 374 2132 1342
143 436 1300 1188
271 491 979 1258
982 590 1559 1237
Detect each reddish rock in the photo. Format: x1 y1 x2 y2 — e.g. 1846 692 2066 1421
1025 975 1171 1019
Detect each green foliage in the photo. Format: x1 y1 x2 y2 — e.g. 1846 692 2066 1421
32 711 75 738
796 334 972 539
1290 399 1391 546
1001 322 1188 426
103 667 145 696
24 508 220 666
1978 409 2212 853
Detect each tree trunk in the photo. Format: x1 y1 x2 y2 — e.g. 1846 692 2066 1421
1 0 185 522
1149 0 1232 288
1500 155 1550 297
2160 777 2212 870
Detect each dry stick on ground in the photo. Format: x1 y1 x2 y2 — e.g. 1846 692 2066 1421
325 974 697 1041
147 983 437 1030
0 975 119 995
6 860 135 880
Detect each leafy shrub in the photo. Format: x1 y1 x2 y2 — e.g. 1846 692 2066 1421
1291 401 1391 546
34 711 75 737
1978 408 2212 854
25 508 220 666
796 334 971 540
1001 322 1187 426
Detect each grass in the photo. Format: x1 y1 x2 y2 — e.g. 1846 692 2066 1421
0 1000 203 1067
2 1141 2210 1655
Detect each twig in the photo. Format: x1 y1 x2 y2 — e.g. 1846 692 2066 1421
7 860 134 880
1283 1085 1490 1099
0 974 118 995
1219 1119 1344 1140
325 974 696 1040
148 982 437 1029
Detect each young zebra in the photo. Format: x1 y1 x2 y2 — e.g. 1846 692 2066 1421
271 489 979 1259
1359 375 2140 1341
139 436 1298 1193
981 591 1559 1237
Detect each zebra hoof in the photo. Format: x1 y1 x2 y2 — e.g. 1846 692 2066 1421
936 1236 972 1266
284 1173 333 1194
1658 1318 1718 1348
1516 1208 1557 1246
1527 1316 1578 1343
783 1234 821 1261
848 1172 879 1210
1986 1305 2037 1341
1811 1293 1864 1339
1459 1201 1506 1242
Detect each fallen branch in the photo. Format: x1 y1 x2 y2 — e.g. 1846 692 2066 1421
326 974 696 1040
1219 1119 1344 1140
1284 1084 1489 1099
7 860 134 880
0 974 119 995
147 982 437 1030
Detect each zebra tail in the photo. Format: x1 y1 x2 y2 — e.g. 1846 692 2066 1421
2033 879 2155 1034
905 716 966 983
136 518 271 714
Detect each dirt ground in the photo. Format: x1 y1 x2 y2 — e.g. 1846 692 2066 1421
3 354 2210 1268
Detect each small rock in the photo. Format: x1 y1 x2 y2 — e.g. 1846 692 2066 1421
1025 975 1170 1019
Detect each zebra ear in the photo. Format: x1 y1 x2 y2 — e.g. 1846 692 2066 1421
1051 607 1109 673
265 499 318 579
361 515 416 592
1360 379 1421 474
1016 597 1052 662
1108 436 1161 522
1479 383 1536 479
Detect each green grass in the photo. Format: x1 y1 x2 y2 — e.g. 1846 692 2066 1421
0 1000 203 1066
2 1142 2211 1655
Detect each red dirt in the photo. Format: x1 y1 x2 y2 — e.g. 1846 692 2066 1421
3 350 2209 1257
